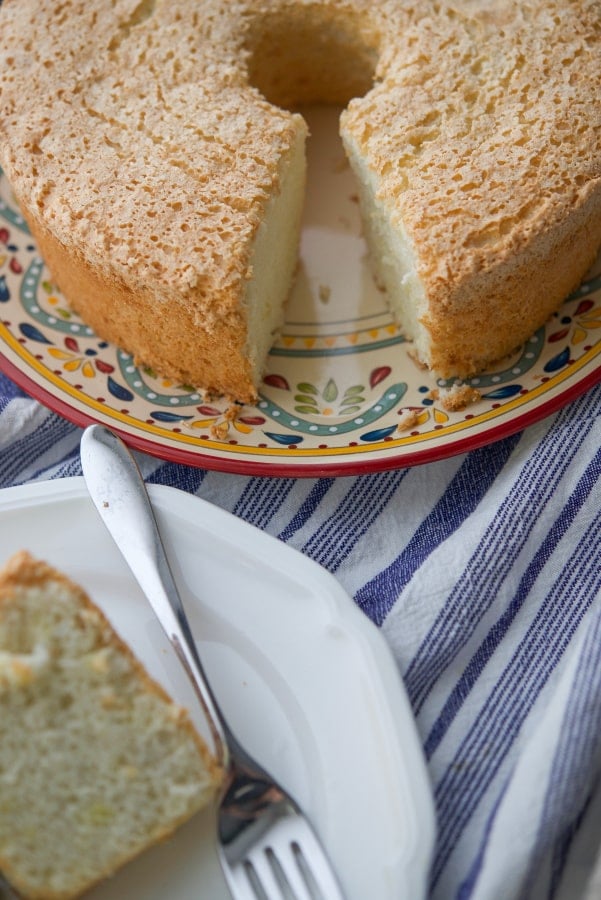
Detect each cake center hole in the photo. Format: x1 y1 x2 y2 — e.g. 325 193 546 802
284 104 389 330
244 12 387 342
243 8 379 109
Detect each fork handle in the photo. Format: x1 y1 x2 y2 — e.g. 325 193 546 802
80 424 230 768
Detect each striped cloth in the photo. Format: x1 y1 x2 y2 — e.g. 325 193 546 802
1 368 600 899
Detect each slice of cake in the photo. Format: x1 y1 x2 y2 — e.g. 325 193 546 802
0 551 222 899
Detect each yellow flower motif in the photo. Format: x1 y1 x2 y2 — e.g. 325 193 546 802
572 300 601 345
48 348 95 377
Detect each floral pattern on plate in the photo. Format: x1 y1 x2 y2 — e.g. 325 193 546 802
1 107 600 476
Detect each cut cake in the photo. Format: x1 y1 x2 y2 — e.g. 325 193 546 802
0 0 599 401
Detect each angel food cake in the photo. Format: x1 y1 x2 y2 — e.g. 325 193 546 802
0 0 599 402
0 551 222 899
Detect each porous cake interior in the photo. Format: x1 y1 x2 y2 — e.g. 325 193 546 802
243 8 428 369
245 125 307 385
0 562 216 897
341 139 429 364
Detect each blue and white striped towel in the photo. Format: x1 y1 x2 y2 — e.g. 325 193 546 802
1 368 600 900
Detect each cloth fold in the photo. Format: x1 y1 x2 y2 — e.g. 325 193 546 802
1 368 600 900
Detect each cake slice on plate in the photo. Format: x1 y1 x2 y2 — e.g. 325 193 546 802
0 551 222 899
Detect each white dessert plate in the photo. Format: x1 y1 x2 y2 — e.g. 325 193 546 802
1 107 599 476
0 477 435 899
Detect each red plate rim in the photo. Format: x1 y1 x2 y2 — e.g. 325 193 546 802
2 350 600 478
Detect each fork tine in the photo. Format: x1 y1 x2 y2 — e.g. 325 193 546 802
249 841 314 900
226 853 295 900
245 815 340 900
268 843 322 900
241 854 278 899
288 829 345 899
221 812 345 899
289 840 335 899
246 845 311 900
222 858 270 900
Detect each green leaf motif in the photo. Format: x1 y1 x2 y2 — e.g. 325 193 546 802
322 379 338 403
344 385 365 398
294 394 318 405
295 405 319 415
297 382 318 395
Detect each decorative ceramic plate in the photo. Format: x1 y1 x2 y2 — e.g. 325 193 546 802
1 108 600 476
0 478 435 899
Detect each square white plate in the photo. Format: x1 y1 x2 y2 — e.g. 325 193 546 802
0 477 435 898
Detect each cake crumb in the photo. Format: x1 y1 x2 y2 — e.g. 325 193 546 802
223 403 241 422
210 420 229 440
318 284 331 303
407 347 428 369
209 403 241 439
439 382 482 411
397 409 420 432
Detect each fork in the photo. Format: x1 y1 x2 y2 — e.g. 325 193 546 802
80 424 345 900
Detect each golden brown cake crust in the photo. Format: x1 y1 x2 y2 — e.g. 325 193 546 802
29 218 254 398
0 0 599 393
0 0 308 400
341 0 601 375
